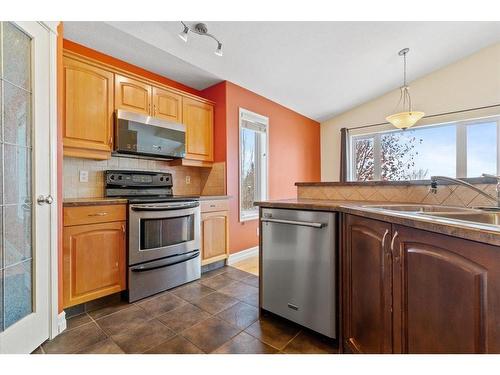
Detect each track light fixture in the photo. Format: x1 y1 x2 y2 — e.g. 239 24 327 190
178 21 223 57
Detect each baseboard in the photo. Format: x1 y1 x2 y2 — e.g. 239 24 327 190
57 311 67 335
227 246 259 265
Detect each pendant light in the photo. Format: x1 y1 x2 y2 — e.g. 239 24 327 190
178 22 223 57
386 48 425 129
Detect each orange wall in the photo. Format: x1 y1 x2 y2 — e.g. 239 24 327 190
202 81 321 254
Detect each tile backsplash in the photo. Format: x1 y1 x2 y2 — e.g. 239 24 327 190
297 183 498 208
63 156 226 199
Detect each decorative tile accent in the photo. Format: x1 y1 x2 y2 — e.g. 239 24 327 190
297 182 497 208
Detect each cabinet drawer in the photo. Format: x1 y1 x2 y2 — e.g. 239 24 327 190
64 204 127 226
200 199 229 213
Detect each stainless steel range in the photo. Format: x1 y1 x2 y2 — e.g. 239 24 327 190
105 170 201 302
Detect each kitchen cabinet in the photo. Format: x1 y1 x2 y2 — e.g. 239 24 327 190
114 74 152 115
343 215 393 354
200 199 229 265
183 97 214 162
152 86 183 123
63 205 127 308
62 56 114 160
343 213 500 353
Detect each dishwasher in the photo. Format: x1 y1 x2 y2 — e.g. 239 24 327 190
261 207 337 338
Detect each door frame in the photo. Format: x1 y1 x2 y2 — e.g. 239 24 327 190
41 21 63 340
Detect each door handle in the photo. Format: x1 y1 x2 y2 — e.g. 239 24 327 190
390 231 400 262
261 217 326 228
37 195 53 205
381 229 390 255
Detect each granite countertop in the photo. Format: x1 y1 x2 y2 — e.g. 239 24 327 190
255 198 500 247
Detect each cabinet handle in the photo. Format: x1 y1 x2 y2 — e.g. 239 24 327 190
88 212 108 217
121 224 125 233
390 231 400 262
210 204 216 208
154 105 157 116
108 136 112 146
381 229 390 255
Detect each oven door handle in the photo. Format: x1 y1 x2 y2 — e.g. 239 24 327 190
130 202 199 211
130 251 200 273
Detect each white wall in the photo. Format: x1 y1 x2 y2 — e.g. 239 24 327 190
321 42 500 181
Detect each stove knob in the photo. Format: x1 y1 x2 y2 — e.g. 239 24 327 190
118 175 123 180
109 175 115 180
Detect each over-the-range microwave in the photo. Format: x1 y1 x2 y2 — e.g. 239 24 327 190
114 109 186 160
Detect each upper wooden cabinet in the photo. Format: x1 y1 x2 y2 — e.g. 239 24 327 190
62 51 215 163
183 97 214 162
115 74 152 115
63 56 114 159
153 86 183 123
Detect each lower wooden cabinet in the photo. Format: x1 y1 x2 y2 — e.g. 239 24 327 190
343 213 500 353
63 209 126 308
200 201 229 265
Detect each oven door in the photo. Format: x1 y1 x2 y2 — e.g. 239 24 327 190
129 201 200 266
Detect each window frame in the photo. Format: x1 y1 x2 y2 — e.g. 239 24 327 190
348 115 500 181
238 107 269 222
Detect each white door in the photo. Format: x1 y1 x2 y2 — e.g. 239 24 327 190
0 21 52 353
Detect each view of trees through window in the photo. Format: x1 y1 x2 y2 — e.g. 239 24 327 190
351 118 498 181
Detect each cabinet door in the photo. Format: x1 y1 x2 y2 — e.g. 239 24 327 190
115 74 152 115
152 86 182 122
392 225 500 353
63 221 126 308
343 215 393 353
63 56 114 158
201 211 228 264
183 97 214 161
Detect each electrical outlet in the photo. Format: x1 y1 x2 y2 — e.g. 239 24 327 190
79 170 89 183
185 175 191 184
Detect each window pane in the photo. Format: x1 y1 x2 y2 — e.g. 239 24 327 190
241 128 258 216
353 137 374 181
379 125 456 180
467 122 497 177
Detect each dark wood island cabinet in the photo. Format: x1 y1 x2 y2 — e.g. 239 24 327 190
343 213 500 354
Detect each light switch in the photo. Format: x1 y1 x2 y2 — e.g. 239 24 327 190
186 175 191 184
79 170 89 183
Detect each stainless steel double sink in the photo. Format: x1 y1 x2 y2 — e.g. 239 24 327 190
362 204 500 226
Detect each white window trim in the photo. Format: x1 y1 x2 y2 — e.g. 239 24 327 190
348 115 500 181
239 108 269 222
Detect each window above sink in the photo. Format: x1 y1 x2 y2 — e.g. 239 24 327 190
348 115 500 182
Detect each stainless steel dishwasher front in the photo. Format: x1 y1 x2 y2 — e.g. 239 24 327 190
261 207 337 338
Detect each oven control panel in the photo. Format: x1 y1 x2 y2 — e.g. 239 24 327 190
105 170 172 187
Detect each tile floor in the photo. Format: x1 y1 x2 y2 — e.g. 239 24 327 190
34 266 338 354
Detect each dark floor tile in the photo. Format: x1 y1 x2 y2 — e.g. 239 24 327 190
240 291 259 307
157 303 211 333
86 299 131 320
216 302 259 329
213 331 277 354
225 267 253 281
193 292 239 314
96 305 151 336
66 313 92 331
181 316 240 353
111 319 175 354
219 281 258 300
200 274 236 290
240 275 259 288
145 335 204 354
77 338 125 354
201 267 227 280
282 330 338 354
245 315 301 350
137 292 186 318
42 322 107 354
171 282 215 304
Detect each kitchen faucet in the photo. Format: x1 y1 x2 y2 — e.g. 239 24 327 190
429 174 500 207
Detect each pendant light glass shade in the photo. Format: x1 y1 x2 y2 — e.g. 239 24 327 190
386 111 425 129
386 48 424 129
